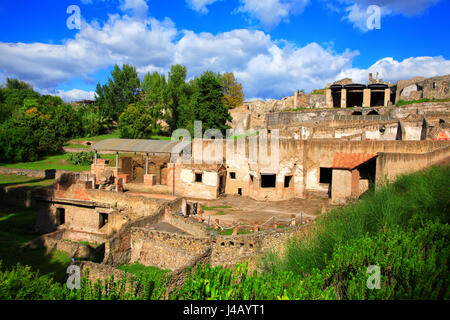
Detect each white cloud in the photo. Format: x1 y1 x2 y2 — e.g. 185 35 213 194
186 0 221 14
54 89 96 102
236 0 309 29
336 56 450 84
1 2 449 101
119 0 149 20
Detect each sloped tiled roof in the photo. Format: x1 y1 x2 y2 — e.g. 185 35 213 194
433 131 449 141
332 153 377 170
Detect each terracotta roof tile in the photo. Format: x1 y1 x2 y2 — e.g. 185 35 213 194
332 153 377 170
433 131 449 141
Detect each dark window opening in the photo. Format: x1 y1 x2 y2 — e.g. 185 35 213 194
230 172 236 179
99 213 109 229
238 188 242 196
250 175 254 182
379 125 386 133
186 204 191 216
347 91 363 108
432 81 436 89
284 175 292 188
195 173 203 183
261 174 276 188
332 91 341 108
370 91 385 106
367 110 379 115
352 111 362 116
319 168 332 184
56 208 65 225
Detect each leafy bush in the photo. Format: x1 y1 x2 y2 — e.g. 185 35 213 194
67 151 97 166
261 166 450 275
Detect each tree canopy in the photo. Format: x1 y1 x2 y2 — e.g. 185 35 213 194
222 72 244 109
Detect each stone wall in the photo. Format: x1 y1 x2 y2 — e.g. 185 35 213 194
376 144 450 185
129 228 210 271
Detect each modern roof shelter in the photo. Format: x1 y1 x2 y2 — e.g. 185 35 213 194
89 139 191 175
89 139 189 154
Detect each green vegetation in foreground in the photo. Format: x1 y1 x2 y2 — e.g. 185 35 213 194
396 98 450 107
0 166 448 300
0 206 71 284
0 174 54 188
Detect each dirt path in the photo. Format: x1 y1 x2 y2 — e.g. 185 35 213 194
193 194 329 228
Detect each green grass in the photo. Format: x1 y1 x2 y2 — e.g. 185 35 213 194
262 165 450 276
72 130 121 142
0 152 137 172
207 227 252 235
72 130 172 142
396 98 450 107
117 262 170 277
0 206 71 283
63 143 89 149
202 205 232 216
311 89 325 95
0 154 91 172
0 174 54 188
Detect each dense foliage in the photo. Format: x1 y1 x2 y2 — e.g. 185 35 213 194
0 166 447 300
67 151 97 166
0 78 111 162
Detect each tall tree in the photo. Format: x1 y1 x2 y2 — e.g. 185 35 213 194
95 64 140 121
222 72 244 109
6 78 32 90
167 65 190 132
141 71 167 135
188 71 232 135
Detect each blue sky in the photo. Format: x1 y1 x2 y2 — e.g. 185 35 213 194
0 0 449 101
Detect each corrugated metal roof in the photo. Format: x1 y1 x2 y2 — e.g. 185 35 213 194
89 139 190 154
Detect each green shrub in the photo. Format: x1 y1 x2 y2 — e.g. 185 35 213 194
67 151 96 166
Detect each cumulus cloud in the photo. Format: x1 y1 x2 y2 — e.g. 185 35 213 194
186 0 221 13
119 0 149 20
54 89 97 102
1 1 449 100
236 0 309 29
336 56 450 84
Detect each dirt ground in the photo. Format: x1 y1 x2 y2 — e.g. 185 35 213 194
192 194 330 229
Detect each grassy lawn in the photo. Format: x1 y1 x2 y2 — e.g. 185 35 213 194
71 130 172 142
0 174 55 188
202 205 232 216
117 262 170 277
64 143 89 149
0 154 92 172
72 130 121 142
0 152 139 173
0 206 71 283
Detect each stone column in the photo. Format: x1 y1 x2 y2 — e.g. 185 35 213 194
294 91 299 109
340 88 347 108
325 88 332 108
363 88 371 107
384 88 391 106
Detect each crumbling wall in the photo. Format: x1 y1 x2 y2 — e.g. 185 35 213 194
376 144 450 186
129 228 210 271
